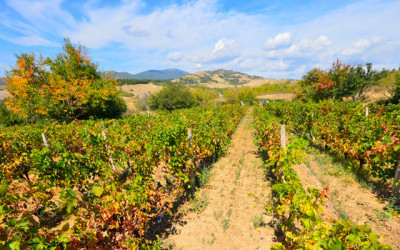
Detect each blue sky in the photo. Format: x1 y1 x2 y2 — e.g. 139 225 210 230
0 0 399 79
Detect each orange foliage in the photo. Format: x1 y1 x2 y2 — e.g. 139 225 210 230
5 40 122 121
316 73 335 93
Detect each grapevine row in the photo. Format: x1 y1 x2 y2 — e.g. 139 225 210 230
262 101 400 186
0 104 246 249
253 106 391 249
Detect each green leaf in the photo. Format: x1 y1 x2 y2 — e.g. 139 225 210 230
328 238 344 250
92 185 104 197
8 241 20 250
15 219 29 229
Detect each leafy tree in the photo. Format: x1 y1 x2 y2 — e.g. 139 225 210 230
296 68 325 101
148 83 196 111
390 70 400 104
336 62 384 101
296 60 386 102
5 38 126 122
223 86 256 105
327 59 351 99
190 87 218 106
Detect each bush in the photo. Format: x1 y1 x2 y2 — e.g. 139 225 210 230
223 87 256 105
148 83 196 111
4 38 126 122
0 104 23 127
190 87 218 106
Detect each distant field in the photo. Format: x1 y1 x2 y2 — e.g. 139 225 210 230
120 82 163 99
0 89 8 100
256 93 295 101
199 78 277 89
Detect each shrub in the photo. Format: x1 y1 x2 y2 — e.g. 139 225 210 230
148 83 196 111
223 87 256 105
0 104 23 127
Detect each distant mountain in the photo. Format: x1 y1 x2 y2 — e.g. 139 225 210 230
173 69 262 85
131 68 189 80
104 71 136 79
0 77 6 88
105 68 190 80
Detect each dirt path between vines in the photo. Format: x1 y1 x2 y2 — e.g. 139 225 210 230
164 109 274 249
293 153 400 249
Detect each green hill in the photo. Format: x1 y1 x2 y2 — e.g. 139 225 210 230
105 68 190 80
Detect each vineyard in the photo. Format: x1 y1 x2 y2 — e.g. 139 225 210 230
262 101 400 190
253 104 397 249
1 101 399 249
0 104 246 248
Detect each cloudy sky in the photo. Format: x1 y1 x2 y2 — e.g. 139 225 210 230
0 0 399 79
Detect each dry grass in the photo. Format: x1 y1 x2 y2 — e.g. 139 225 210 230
256 93 295 101
0 89 9 100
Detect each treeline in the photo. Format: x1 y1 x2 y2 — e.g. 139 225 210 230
116 78 167 85
296 59 400 103
253 80 298 95
0 77 6 87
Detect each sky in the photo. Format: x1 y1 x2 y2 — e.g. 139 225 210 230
0 0 399 79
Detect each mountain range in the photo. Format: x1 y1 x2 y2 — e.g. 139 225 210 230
105 68 190 80
0 77 6 87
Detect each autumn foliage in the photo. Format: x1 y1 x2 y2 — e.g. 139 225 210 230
5 39 126 122
297 59 387 102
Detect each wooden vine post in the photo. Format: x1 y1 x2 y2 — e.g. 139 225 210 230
188 128 195 193
281 124 286 149
365 107 369 117
393 162 400 197
41 132 56 165
102 123 117 172
41 133 50 149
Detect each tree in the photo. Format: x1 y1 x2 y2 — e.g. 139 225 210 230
223 86 256 105
296 68 325 101
337 63 382 101
148 83 196 111
5 38 126 122
296 60 385 102
390 70 400 104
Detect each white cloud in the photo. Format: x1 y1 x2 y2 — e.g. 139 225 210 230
267 35 332 58
167 51 183 61
1 0 400 78
0 35 58 47
3 0 76 36
123 25 151 37
192 37 240 63
265 32 293 49
342 37 385 55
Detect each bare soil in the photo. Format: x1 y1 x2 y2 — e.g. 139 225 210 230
164 110 274 249
120 83 163 98
256 93 295 101
293 153 400 249
199 79 293 89
0 89 8 100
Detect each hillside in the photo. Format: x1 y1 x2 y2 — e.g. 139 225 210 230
131 68 189 80
0 77 6 87
104 71 136 79
106 68 189 80
173 69 263 85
